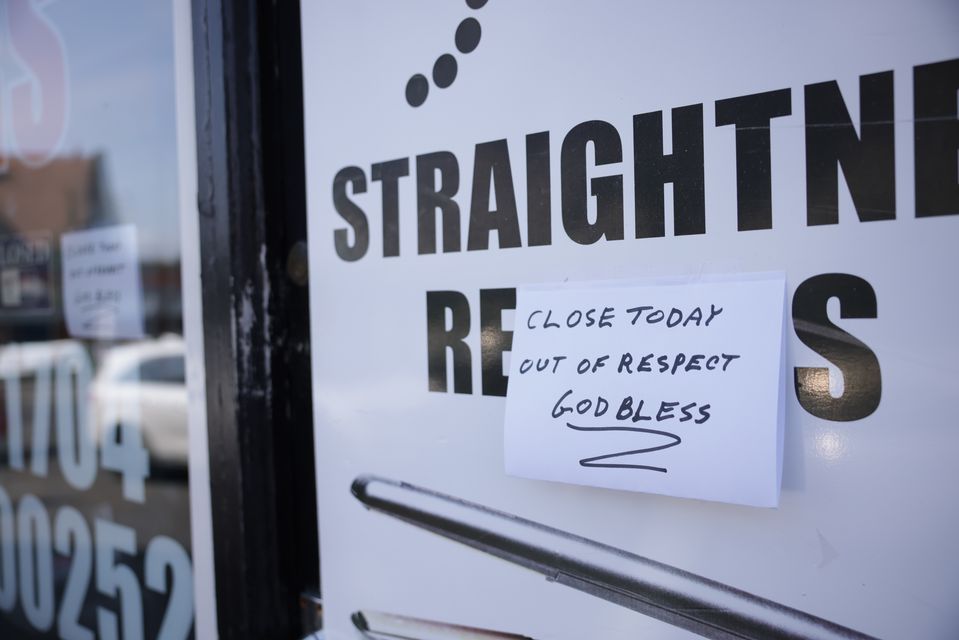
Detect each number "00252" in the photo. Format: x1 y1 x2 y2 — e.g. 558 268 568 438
0 486 193 640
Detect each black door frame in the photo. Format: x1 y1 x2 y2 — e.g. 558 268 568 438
191 1 317 637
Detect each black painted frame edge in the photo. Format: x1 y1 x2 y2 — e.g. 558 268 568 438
191 0 318 637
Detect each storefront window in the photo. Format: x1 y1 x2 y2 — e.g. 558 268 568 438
0 1 194 637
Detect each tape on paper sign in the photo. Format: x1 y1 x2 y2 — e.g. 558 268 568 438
504 273 786 507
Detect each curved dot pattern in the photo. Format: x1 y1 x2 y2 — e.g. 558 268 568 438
406 0 486 107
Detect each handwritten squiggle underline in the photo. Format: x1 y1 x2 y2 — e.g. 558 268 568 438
566 423 682 473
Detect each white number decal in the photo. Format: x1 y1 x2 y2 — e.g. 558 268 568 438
17 495 54 631
54 506 94 640
145 536 194 640
101 421 149 504
1 345 24 470
1 344 53 476
0 338 195 639
0 485 15 612
29 358 52 477
95 519 144 640
56 345 96 490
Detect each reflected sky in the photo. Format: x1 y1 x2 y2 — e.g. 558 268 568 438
0 0 180 261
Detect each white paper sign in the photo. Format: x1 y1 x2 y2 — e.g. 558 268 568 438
505 273 785 507
61 225 145 340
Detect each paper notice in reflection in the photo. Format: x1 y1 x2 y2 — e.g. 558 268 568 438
504 272 786 507
61 225 145 340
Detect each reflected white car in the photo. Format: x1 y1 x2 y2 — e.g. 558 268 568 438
89 336 188 467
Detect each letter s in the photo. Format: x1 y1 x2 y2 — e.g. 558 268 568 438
792 274 881 421
332 166 369 261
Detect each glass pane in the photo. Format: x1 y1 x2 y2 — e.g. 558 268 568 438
0 1 194 637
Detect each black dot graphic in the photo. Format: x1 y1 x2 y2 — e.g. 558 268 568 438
432 54 457 89
455 18 481 53
405 2 486 106
406 74 428 107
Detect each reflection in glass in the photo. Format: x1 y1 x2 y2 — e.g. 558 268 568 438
0 0 194 637
91 337 188 469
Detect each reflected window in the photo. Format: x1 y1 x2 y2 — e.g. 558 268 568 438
137 355 186 385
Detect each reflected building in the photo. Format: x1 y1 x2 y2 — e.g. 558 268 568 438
0 154 182 338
